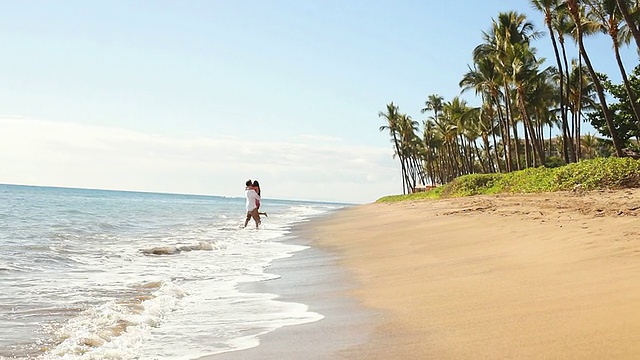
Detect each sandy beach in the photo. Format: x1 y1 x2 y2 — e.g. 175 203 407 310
204 188 640 359
305 188 640 359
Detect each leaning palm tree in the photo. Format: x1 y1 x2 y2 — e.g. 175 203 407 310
566 0 625 156
379 102 409 194
615 0 640 49
586 0 640 124
397 114 426 190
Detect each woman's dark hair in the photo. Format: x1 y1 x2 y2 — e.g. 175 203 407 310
252 180 261 195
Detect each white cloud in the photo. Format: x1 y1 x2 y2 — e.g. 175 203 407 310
0 117 401 203
295 134 342 142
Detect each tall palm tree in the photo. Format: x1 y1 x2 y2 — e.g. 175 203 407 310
527 67 559 162
379 102 409 194
474 11 542 170
566 0 625 156
422 119 441 186
460 59 508 171
509 42 547 165
434 110 461 181
586 0 640 124
615 0 640 49
553 6 578 162
565 59 598 159
397 114 426 189
444 97 473 174
421 94 445 122
530 0 570 162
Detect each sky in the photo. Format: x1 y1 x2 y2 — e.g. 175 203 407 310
0 1 637 203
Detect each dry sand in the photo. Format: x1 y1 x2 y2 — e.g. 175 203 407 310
306 188 640 359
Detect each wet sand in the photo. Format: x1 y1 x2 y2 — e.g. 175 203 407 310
204 189 640 359
198 233 375 360
308 189 640 359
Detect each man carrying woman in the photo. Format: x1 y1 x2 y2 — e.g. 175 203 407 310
243 179 264 228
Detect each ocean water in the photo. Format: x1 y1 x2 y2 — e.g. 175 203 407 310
0 184 345 359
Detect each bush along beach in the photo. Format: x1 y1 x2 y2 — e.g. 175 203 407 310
378 157 640 202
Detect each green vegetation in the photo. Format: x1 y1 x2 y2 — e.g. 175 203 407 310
379 2 640 197
376 157 640 203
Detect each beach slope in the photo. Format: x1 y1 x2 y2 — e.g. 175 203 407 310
308 189 640 359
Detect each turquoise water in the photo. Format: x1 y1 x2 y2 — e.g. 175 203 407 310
0 184 344 359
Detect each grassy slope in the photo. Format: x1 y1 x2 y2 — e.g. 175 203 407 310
377 157 640 203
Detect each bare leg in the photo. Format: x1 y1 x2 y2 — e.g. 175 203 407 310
244 212 252 228
251 209 261 228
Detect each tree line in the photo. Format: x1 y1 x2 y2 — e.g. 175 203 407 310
379 0 640 194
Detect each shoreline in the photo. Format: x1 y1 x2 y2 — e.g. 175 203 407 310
306 189 640 359
199 225 376 360
201 189 640 359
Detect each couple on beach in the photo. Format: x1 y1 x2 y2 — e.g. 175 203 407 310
244 179 267 228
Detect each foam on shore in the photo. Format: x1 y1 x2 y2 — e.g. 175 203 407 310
198 230 376 360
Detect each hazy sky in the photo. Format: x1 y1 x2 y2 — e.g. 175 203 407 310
0 1 636 203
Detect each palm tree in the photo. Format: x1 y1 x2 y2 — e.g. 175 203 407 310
509 42 547 166
581 132 600 158
564 59 597 160
586 0 640 125
460 58 508 171
434 110 461 181
397 114 426 190
422 119 441 185
566 0 625 156
553 6 578 162
474 11 542 170
421 94 445 122
527 68 559 161
615 0 640 49
379 102 409 194
530 0 570 162
444 97 473 174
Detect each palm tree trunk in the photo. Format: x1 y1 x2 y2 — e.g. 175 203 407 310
503 82 519 171
581 46 624 155
545 13 569 162
559 37 575 163
391 134 407 194
616 0 640 50
524 124 531 167
491 131 502 172
517 92 545 166
612 40 640 124
568 0 625 157
494 97 510 172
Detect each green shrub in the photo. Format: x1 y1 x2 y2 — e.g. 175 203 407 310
553 157 640 190
544 156 565 168
498 166 558 193
440 173 504 197
375 157 640 203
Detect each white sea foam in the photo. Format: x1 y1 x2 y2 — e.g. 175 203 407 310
40 281 185 359
0 186 346 359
